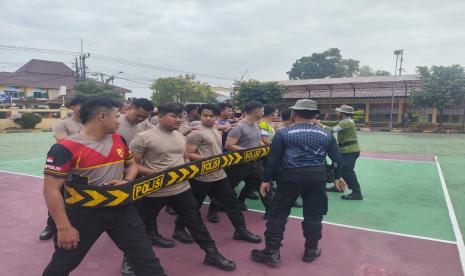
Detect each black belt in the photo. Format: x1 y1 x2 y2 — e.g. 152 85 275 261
338 140 358 148
64 146 270 208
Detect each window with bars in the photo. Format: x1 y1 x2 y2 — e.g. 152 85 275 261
4 91 19 98
33 91 44 98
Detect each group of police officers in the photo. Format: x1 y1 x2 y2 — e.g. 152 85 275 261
40 95 362 275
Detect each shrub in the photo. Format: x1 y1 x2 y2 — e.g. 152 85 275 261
14 112 42 129
409 113 429 132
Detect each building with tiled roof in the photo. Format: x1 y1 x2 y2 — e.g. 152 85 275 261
280 75 463 127
0 59 130 108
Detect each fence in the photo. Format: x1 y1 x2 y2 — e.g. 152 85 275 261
0 106 69 131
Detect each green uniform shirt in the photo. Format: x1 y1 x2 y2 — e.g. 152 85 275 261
322 119 360 153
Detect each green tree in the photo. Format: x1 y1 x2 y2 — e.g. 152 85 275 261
151 75 216 106
358 65 391 77
233 80 286 109
410 65 465 131
287 48 360 80
74 81 124 101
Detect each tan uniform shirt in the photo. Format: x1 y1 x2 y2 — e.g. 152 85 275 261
118 116 154 144
130 126 190 197
187 124 227 182
52 117 82 140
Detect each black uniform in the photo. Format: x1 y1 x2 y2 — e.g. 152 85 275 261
42 133 165 276
254 123 343 264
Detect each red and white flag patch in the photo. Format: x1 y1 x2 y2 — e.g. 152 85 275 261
46 156 54 163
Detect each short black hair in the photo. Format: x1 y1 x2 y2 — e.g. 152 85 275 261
158 103 185 115
281 108 292 121
293 109 320 119
199 103 220 116
185 104 200 114
69 95 87 107
263 104 276 116
131 98 154 112
218 102 233 111
245 101 263 114
80 96 121 124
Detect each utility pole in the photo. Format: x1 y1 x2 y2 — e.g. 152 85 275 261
78 56 82 80
80 39 84 80
398 50 404 76
74 57 80 81
78 39 90 82
390 50 403 130
240 69 249 81
105 76 115 84
93 72 105 83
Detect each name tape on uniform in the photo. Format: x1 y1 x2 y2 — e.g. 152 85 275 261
64 146 270 207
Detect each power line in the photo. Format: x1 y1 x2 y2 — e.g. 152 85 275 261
114 76 152 86
89 64 155 82
0 45 79 56
0 62 24 65
91 54 235 81
89 64 231 88
118 86 152 89
88 71 152 86
0 44 236 81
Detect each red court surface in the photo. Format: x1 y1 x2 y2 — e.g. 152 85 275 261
0 171 462 276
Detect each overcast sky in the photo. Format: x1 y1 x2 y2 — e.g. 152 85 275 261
1 0 464 98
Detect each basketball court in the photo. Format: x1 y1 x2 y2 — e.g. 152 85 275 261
0 132 463 275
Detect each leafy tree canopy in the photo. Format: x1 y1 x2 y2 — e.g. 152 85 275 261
233 80 286 109
151 75 216 106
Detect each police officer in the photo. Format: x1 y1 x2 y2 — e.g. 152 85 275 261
40 95 87 241
42 96 165 276
129 103 236 272
315 105 363 200
250 99 347 267
224 101 265 209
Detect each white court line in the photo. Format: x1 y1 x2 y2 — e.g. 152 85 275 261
0 169 43 179
0 157 43 165
360 156 434 163
246 207 456 245
0 170 457 246
206 200 456 245
435 156 465 275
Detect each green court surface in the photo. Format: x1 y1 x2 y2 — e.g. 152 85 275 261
358 131 465 239
0 132 55 176
246 158 455 241
1 131 464 244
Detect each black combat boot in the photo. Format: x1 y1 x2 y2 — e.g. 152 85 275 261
207 208 220 223
121 256 136 276
39 225 55 240
341 193 363 200
148 231 175 248
250 238 282 267
172 228 194 244
233 227 262 243
303 239 321 263
203 246 236 271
